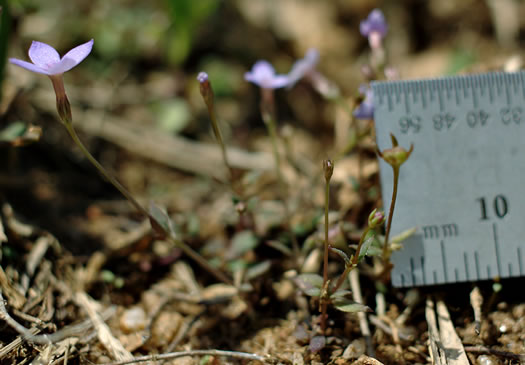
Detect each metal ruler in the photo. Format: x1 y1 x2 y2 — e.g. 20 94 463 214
372 71 525 287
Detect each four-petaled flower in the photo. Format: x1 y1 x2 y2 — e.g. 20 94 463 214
360 9 387 49
287 48 320 87
9 39 94 125
244 60 291 89
9 39 94 76
353 84 374 120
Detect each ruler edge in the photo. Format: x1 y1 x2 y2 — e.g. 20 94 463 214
371 70 525 288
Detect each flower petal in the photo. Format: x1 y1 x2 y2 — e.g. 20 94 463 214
9 58 50 75
46 58 78 75
28 41 60 69
60 39 94 65
268 75 291 89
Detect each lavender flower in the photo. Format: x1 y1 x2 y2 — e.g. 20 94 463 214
10 39 94 76
287 48 319 86
353 84 374 120
244 60 290 89
10 40 94 125
360 9 387 49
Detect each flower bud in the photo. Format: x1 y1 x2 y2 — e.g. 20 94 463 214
323 159 334 181
197 71 214 109
368 208 385 228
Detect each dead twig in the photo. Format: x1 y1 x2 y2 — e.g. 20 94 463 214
464 345 525 362
76 111 274 180
100 349 268 365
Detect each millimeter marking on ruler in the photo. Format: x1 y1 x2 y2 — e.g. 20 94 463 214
372 71 525 287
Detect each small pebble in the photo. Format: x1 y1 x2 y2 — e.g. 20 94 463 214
477 354 497 365
120 306 147 333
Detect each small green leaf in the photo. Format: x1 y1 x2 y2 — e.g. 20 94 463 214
304 287 321 297
294 273 323 297
152 99 191 134
333 297 372 313
0 122 42 147
330 289 351 299
149 202 177 238
329 246 351 266
358 232 378 261
227 230 259 259
245 260 272 281
391 227 417 243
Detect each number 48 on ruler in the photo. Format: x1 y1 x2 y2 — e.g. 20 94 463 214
372 71 525 287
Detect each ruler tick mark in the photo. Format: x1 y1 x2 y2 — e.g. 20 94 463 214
492 223 502 277
440 240 448 283
464 252 470 281
475 251 480 280
410 257 416 285
518 247 523 275
421 256 426 285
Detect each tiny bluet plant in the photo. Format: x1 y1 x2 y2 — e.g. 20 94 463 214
10 40 231 284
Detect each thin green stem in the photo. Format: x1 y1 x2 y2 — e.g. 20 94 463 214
166 235 232 285
63 123 149 217
332 226 371 293
64 123 232 285
321 176 330 334
208 107 234 182
261 110 299 255
382 166 399 260
323 178 330 286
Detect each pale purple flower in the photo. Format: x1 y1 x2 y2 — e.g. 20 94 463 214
353 84 374 120
244 60 290 89
359 9 387 38
287 48 320 86
196 71 208 83
9 39 94 76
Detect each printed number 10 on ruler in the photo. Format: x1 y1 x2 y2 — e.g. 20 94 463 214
372 71 525 287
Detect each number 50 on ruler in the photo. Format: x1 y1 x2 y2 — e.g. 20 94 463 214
372 71 525 287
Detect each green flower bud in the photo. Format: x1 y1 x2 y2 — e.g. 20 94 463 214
368 208 385 228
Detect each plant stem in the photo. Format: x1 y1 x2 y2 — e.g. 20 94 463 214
382 166 399 260
208 106 234 182
63 122 232 285
321 174 330 334
63 123 149 218
260 90 299 254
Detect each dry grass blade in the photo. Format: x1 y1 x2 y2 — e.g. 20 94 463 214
425 298 446 365
349 269 374 356
469 286 483 335
435 299 469 364
75 292 133 361
425 297 469 365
